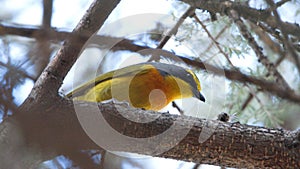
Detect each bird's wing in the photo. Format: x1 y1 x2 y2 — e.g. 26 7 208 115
66 64 154 98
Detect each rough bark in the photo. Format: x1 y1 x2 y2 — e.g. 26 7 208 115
0 0 121 168
1 100 299 168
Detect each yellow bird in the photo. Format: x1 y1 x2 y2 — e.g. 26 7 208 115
66 62 205 111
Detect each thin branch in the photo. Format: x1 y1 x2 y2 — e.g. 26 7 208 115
148 7 195 61
266 0 300 74
181 56 300 103
200 24 229 57
0 23 137 52
1 22 299 103
158 7 195 49
0 61 36 81
42 0 53 29
0 95 18 117
249 21 284 56
32 0 54 78
240 22 287 112
227 9 291 90
192 164 200 169
181 0 300 38
193 14 234 67
241 93 254 111
99 151 106 169
274 0 291 10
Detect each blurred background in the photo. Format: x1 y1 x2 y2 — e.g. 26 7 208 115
0 0 299 168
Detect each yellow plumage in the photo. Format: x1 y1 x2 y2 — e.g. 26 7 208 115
66 62 205 111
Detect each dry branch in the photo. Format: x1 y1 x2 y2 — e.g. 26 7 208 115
20 0 121 103
13 100 300 168
1 23 300 103
148 6 195 61
0 0 121 168
266 0 300 74
227 9 290 90
181 0 300 38
60 101 300 168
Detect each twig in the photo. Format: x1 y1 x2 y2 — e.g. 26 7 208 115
1 21 299 103
0 95 19 118
193 13 288 111
42 0 53 28
200 25 229 57
227 9 291 90
249 21 284 56
0 61 36 81
172 101 184 115
266 0 300 75
148 7 195 61
0 23 139 52
193 14 234 67
240 22 287 111
241 93 254 111
158 7 195 49
182 0 300 38
275 0 291 10
32 0 54 77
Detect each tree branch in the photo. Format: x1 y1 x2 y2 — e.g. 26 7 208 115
266 0 300 74
6 100 300 168
42 0 53 29
149 6 195 61
227 9 291 90
2 0 120 167
181 0 300 38
20 0 121 103
193 13 234 66
31 0 54 77
1 22 300 103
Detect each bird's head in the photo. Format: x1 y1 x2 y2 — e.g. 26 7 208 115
152 62 205 103
185 69 205 102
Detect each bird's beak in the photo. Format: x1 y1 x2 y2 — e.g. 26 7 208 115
199 92 205 102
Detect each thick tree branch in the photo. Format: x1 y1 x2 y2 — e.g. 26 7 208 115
5 100 300 168
1 0 120 168
20 0 121 103
1 1 299 168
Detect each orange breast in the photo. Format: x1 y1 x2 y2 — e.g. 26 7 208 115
126 68 173 111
